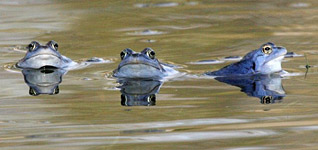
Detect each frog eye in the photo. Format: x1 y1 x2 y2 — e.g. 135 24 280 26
262 45 272 54
52 43 58 50
261 96 273 104
120 51 127 60
28 42 37 51
50 42 58 51
147 50 156 59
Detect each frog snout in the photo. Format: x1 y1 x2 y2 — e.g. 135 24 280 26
131 53 140 57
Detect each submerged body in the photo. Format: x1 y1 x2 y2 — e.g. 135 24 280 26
113 48 177 79
205 42 287 76
16 41 73 69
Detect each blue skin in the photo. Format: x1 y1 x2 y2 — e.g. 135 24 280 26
113 48 167 79
215 74 285 104
16 41 73 69
118 79 162 106
205 42 287 76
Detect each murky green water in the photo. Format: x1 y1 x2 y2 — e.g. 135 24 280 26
1 0 318 149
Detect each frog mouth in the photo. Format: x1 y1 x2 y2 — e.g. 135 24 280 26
119 62 162 71
26 53 62 60
264 55 285 64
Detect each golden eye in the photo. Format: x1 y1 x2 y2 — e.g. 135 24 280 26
147 50 155 59
120 51 127 60
261 96 273 104
262 45 272 54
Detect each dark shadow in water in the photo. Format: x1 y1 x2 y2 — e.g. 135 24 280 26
117 79 163 106
22 67 67 96
215 74 285 104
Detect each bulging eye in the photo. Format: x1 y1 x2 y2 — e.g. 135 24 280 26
262 45 272 54
50 42 58 51
51 43 58 51
28 43 36 51
147 50 156 59
120 51 127 60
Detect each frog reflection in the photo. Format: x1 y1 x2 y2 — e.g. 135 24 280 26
215 74 285 104
118 79 163 106
22 67 66 96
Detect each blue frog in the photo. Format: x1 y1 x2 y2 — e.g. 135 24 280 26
205 42 287 76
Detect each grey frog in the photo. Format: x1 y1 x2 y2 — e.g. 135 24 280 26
16 41 73 69
113 48 174 79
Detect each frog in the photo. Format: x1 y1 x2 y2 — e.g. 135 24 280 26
205 42 287 76
113 47 178 79
16 41 73 69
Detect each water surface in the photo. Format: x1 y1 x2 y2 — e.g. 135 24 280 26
1 0 318 149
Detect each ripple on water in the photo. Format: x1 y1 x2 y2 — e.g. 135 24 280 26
290 126 318 131
134 2 198 8
0 0 72 45
134 2 179 8
223 56 242 61
227 147 273 150
188 60 225 65
284 52 303 58
43 129 277 146
290 3 311 8
126 29 167 36
140 39 157 43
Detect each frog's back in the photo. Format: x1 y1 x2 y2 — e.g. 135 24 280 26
205 58 254 76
